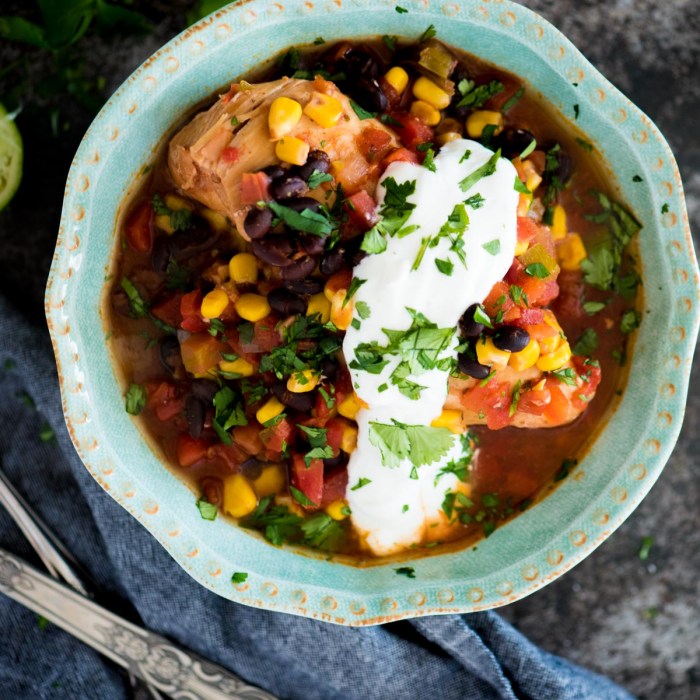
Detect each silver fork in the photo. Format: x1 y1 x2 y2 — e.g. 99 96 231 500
0 465 164 700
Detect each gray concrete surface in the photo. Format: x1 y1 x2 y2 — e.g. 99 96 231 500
0 1 698 698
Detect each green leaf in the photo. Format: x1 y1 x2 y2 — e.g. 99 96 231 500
290 485 317 508
37 0 94 50
464 193 485 209
120 278 147 318
0 16 50 48
519 139 537 159
550 368 577 386
125 384 146 416
482 239 500 256
369 420 454 469
196 498 217 521
349 100 376 120
298 424 328 448
268 200 334 236
382 34 398 51
513 176 530 194
300 512 346 550
231 572 248 584
343 277 366 306
394 566 416 578
580 245 615 289
355 301 371 319
620 309 641 334
435 258 454 275
501 86 524 113
456 80 504 110
638 536 653 561
307 170 333 189
555 458 577 482
524 262 550 279
422 148 437 172
572 328 598 357
419 23 437 42
575 137 593 152
395 5 409 14
472 304 493 329
351 477 372 491
361 227 387 254
582 300 607 315
459 150 501 193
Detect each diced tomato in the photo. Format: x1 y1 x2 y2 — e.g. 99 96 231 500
231 424 263 456
324 269 353 297
312 387 335 426
151 293 183 328
147 381 184 422
385 112 433 150
543 381 571 425
516 216 539 249
322 468 348 506
552 270 585 322
483 281 519 322
461 381 512 430
180 290 208 333
291 454 324 510
324 418 346 457
207 442 246 472
259 418 295 456
571 356 602 411
220 146 240 163
517 387 551 416
252 316 282 352
382 147 420 166
512 308 545 326
177 434 209 467
239 171 271 205
124 201 154 254
180 333 224 377
357 127 394 164
522 277 559 307
344 190 378 231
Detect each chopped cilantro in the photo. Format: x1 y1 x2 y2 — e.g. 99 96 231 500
509 285 527 306
125 384 146 416
513 177 531 195
382 34 398 51
459 150 501 193
402 504 409 513
231 116 239 127
120 278 147 318
572 328 598 357
620 309 641 334
355 301 371 319
419 24 437 42
413 201 469 270
362 177 417 253
349 100 376 120
501 86 524 113
196 498 217 521
456 79 504 110
435 258 454 275
524 262 550 279
313 36 325 45
395 5 408 13
268 200 334 237
290 485 317 508
212 386 248 445
307 170 333 189
555 458 577 482
368 420 454 469
575 137 593 152
519 139 537 159
551 368 577 386
231 572 248 584
661 203 669 214
343 277 366 307
394 566 415 578
152 194 192 231
482 239 500 256
573 104 580 119
582 300 607 315
632 174 643 183
459 149 472 163
422 147 437 172
464 193 485 208
638 536 653 561
351 477 372 491
473 304 493 329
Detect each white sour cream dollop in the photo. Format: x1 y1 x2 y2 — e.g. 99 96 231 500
342 139 519 556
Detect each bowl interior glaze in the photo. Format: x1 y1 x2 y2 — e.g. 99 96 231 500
46 0 699 625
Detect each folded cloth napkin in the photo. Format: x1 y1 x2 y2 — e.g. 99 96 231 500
0 294 634 700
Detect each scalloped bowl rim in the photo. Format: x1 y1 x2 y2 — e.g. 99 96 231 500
46 0 699 625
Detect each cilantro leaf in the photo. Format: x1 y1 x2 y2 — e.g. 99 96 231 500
419 24 437 42
268 200 334 236
456 80 504 110
351 477 372 491
307 170 333 189
572 328 598 357
349 100 376 120
369 420 454 469
231 572 248 584
355 301 371 319
125 384 146 415
290 485 317 508
620 309 641 334
394 566 416 578
196 498 217 521
435 258 454 275
459 150 501 193
482 239 500 256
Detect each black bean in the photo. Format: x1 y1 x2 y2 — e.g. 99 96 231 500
190 379 218 403
170 224 215 259
320 247 344 276
457 353 491 380
459 304 485 338
240 457 264 480
280 255 317 281
493 326 530 353
321 357 339 380
298 150 331 181
493 128 537 161
281 196 321 214
251 237 294 267
159 336 182 376
271 381 316 412
338 47 381 80
244 207 273 240
270 175 308 200
151 236 172 274
284 278 324 296
299 233 326 256
262 165 285 181
267 287 306 316
352 78 387 113
186 396 206 439
323 454 346 470
344 245 367 268
543 142 573 184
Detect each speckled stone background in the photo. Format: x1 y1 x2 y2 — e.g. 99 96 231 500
1 1 698 698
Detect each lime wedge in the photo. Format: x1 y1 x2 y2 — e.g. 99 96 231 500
0 102 23 212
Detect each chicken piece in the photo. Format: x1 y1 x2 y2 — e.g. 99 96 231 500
168 76 398 238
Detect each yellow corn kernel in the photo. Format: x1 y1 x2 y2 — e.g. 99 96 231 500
235 293 271 322
219 357 254 377
325 499 350 521
536 341 572 372
200 289 229 319
253 465 285 497
331 160 345 176
430 409 464 434
466 110 504 138
229 252 258 284
521 159 543 193
275 493 306 516
154 214 174 234
410 100 441 127
338 392 368 420
163 193 194 212
340 423 358 453
256 397 285 425
200 207 230 233
275 136 310 166
384 66 409 95
330 289 353 330
514 238 530 256
222 474 258 518
268 96 302 139
476 336 510 369
307 292 331 323
557 233 587 271
287 369 320 393
550 204 568 240
412 76 451 110
517 192 533 217
303 91 344 128
437 131 462 146
508 338 541 371
539 334 561 355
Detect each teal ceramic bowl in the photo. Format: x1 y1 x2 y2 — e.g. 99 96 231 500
46 0 698 625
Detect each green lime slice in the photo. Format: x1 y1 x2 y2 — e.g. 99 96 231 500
0 102 23 212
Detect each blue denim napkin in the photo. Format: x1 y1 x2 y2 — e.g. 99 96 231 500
0 294 634 700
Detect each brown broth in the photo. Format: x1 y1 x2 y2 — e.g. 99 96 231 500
104 37 638 563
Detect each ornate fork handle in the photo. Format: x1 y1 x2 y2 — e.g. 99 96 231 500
0 548 275 700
